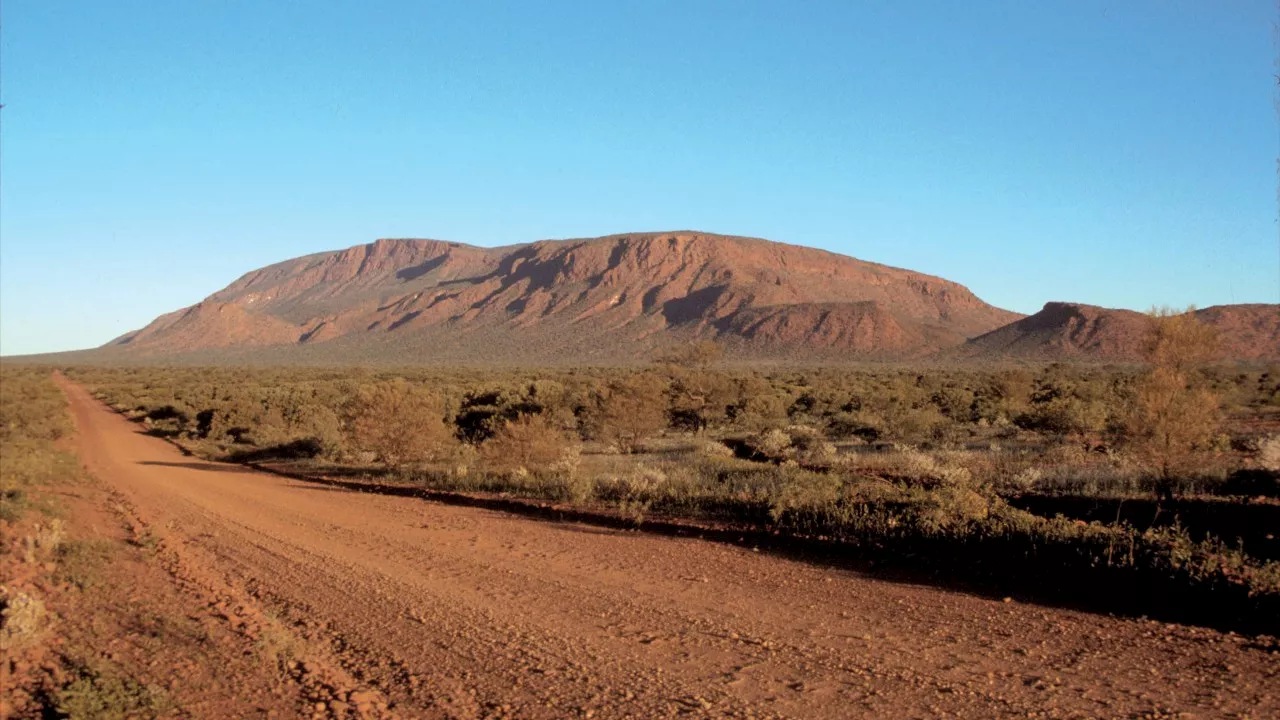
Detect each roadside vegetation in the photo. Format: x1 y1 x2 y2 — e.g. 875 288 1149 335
62 311 1280 632
1 368 181 718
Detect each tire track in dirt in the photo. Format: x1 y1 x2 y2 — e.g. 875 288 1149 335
56 375 1279 719
98 482 401 719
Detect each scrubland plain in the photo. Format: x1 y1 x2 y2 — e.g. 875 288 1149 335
4 313 1280 718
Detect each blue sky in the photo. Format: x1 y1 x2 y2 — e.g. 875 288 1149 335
1 1 1276 355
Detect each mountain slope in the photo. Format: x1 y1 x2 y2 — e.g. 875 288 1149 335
956 302 1280 362
106 231 1022 362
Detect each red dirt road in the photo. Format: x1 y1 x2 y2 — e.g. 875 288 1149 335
58 377 1278 719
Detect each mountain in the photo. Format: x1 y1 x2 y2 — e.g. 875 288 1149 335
1194 305 1280 361
104 231 1022 363
956 302 1280 362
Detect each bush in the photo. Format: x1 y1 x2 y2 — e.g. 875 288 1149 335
55 666 169 720
349 379 454 464
1016 396 1108 436
0 587 46 650
1124 309 1222 497
480 413 575 474
591 374 669 453
825 412 881 442
599 464 671 524
746 428 793 461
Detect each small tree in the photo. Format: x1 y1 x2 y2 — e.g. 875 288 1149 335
1142 306 1218 371
666 368 735 433
480 413 573 473
1125 307 1221 499
349 379 453 464
593 374 669 453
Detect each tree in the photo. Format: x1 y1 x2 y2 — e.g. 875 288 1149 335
1142 306 1218 372
593 374 669 453
480 413 573 473
349 379 453 464
1125 307 1221 499
666 368 735 433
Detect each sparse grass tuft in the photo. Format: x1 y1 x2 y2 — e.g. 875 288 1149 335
54 665 170 720
0 586 47 649
255 613 310 672
22 518 66 563
55 539 115 590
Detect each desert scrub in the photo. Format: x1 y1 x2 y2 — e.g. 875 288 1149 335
256 612 310 671
64 364 1280 629
350 379 455 464
67 362 1278 478
0 586 47 649
0 368 73 444
54 664 170 720
22 518 66 563
0 368 81 525
765 475 1280 630
54 539 115 590
480 413 577 474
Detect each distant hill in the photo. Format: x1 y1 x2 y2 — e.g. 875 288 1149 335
954 302 1280 362
98 232 1023 363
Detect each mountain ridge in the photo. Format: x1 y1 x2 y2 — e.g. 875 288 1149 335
96 232 1279 364
108 231 1023 362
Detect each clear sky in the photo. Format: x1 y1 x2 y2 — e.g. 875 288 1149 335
1 1 1277 355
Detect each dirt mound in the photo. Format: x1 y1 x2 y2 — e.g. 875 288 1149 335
955 302 1280 362
105 232 1022 362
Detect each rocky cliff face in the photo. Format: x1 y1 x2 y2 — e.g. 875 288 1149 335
108 232 1022 361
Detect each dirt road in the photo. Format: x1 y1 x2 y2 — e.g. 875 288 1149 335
57 377 1278 719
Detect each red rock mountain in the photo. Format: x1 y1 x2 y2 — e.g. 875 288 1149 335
107 232 1022 362
956 302 1280 362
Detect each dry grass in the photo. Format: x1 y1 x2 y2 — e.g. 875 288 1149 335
0 586 47 650
53 664 170 720
22 518 66 564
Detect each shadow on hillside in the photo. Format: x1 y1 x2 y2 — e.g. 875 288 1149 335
395 254 448 281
